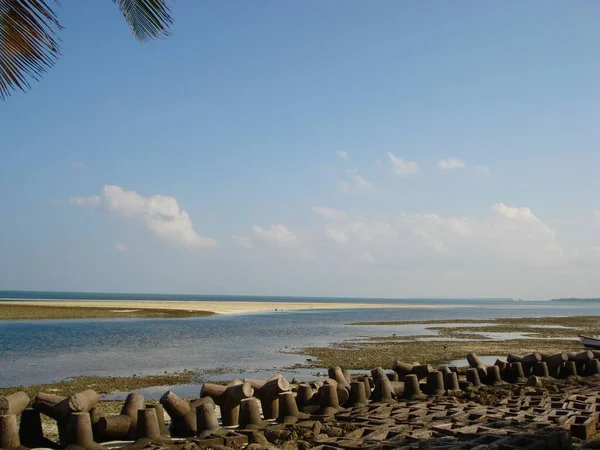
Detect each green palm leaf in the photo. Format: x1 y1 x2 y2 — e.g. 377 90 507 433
113 0 172 42
0 0 173 100
0 0 61 99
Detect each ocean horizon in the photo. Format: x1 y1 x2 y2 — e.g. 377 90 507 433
0 289 520 303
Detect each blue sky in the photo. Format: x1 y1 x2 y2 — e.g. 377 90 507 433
1 1 600 299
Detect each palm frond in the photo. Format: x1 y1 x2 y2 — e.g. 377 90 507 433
0 0 61 99
113 0 172 42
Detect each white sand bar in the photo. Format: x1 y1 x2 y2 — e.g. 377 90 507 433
0 300 470 315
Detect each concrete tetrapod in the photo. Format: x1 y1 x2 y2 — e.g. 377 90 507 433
392 361 413 380
425 371 445 396
295 384 314 411
159 390 204 437
443 372 461 395
243 374 290 420
67 412 102 449
97 392 144 441
278 392 307 424
146 403 169 437
541 352 568 378
322 378 350 404
345 381 368 407
560 361 578 378
313 384 342 417
586 358 600 376
201 379 254 427
369 367 396 403
136 408 162 440
239 398 265 429
533 361 550 378
0 415 20 450
509 362 527 383
402 375 425 401
466 368 482 387
0 392 29 416
196 402 219 438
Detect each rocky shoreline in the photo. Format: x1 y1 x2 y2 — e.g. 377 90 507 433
2 349 600 449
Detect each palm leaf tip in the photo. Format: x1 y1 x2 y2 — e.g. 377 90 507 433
0 0 62 100
114 0 173 42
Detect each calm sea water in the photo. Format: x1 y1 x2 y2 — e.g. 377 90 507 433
0 291 597 388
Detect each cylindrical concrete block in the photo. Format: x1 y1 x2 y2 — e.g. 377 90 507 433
586 358 600 376
392 361 413 380
443 372 460 392
137 408 161 440
486 365 504 385
121 393 145 418
328 367 349 389
362 377 372 397
370 376 395 403
278 392 301 422
160 391 190 417
146 403 169 436
425 371 445 396
97 414 132 440
315 384 340 416
386 372 399 382
560 360 578 378
0 392 29 416
347 381 367 407
510 362 526 382
533 361 549 378
33 393 67 421
402 374 422 400
67 412 95 447
239 398 263 429
220 405 240 427
541 352 568 377
296 384 313 409
466 353 484 368
437 366 451 375
0 415 20 449
196 403 219 436
69 390 100 413
342 369 352 384
466 368 481 387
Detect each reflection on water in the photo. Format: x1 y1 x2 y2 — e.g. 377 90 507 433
1 300 599 387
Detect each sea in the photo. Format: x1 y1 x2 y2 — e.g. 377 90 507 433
1 290 598 392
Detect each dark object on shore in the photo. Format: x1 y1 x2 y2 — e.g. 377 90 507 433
19 408 59 449
244 374 290 420
200 379 254 427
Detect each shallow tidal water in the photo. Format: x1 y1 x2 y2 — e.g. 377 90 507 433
1 298 598 388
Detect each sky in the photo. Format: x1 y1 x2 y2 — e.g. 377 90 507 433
1 1 600 300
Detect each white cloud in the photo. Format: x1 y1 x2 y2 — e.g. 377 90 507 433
232 235 254 249
356 252 376 265
70 185 217 249
114 243 128 252
69 195 100 206
437 158 465 170
336 151 349 161
353 175 373 191
473 165 491 175
325 226 348 243
312 207 348 221
336 180 350 194
72 161 87 170
252 224 296 245
386 152 419 175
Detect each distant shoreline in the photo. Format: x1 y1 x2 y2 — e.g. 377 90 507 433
0 299 472 320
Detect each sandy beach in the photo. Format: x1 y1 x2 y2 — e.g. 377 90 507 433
0 299 468 318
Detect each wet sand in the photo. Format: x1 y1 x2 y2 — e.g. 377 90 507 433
0 299 468 319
